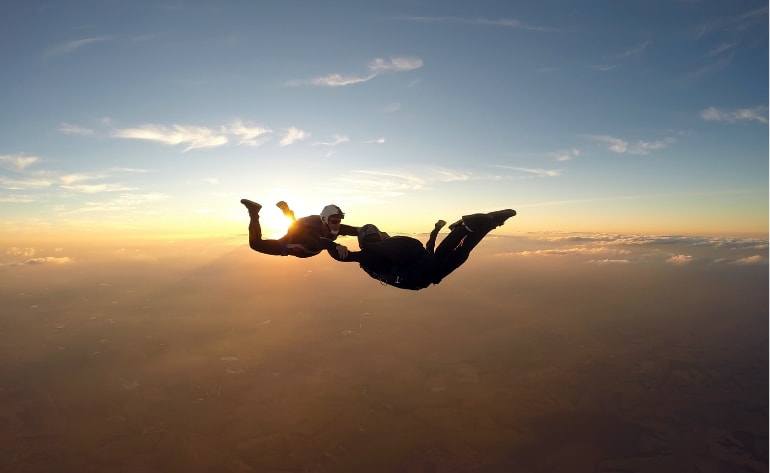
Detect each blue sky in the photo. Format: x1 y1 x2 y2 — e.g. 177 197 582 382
1 0 767 239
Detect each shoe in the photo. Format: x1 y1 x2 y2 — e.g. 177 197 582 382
464 213 494 232
487 209 516 227
240 199 262 214
275 201 295 219
447 214 492 232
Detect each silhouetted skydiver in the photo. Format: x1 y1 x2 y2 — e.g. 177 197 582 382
338 209 516 290
241 199 359 259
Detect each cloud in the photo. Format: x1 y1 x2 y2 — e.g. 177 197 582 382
0 195 36 203
554 149 580 162
518 168 561 177
364 137 386 144
60 183 138 193
0 176 54 190
24 256 73 265
313 134 350 146
695 5 768 38
69 119 273 149
516 246 631 257
112 124 230 150
732 255 765 265
279 127 310 146
7 247 36 257
56 169 146 194
0 153 39 171
615 41 651 59
492 165 561 177
337 170 428 194
58 122 95 136
223 120 272 146
666 254 693 265
394 16 561 33
45 36 112 56
367 57 423 74
584 134 676 155
291 56 423 87
707 42 738 57
701 106 769 125
61 193 170 214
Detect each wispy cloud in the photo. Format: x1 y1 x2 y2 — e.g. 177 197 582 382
16 256 72 266
60 183 138 194
0 176 54 190
491 164 561 177
554 149 580 162
584 134 675 155
517 168 561 177
0 194 36 203
45 36 112 56
0 153 39 171
57 169 147 194
27 256 73 265
393 16 562 33
701 106 768 125
112 124 230 150
224 120 272 146
615 41 652 59
279 126 310 146
323 166 475 198
707 41 738 57
337 170 428 195
289 56 423 87
695 5 768 38
313 134 350 146
733 255 766 265
66 119 273 149
58 122 96 136
592 41 652 71
60 192 170 214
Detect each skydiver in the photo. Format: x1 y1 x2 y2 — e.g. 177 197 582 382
338 209 516 290
240 199 359 259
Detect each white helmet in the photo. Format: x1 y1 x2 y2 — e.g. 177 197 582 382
320 204 344 234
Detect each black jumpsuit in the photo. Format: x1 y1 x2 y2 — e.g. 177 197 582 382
344 214 500 290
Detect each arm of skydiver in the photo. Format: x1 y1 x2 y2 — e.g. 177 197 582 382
318 236 351 259
338 223 359 237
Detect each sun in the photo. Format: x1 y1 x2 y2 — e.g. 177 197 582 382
259 209 293 239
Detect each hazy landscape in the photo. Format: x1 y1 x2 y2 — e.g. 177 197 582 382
1 232 767 473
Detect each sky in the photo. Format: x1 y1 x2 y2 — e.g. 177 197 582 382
0 0 768 240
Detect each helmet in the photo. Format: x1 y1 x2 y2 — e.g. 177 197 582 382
320 204 344 225
357 224 383 247
320 204 344 235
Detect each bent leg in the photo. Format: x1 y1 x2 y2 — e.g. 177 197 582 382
431 218 496 283
276 201 296 221
246 215 285 256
